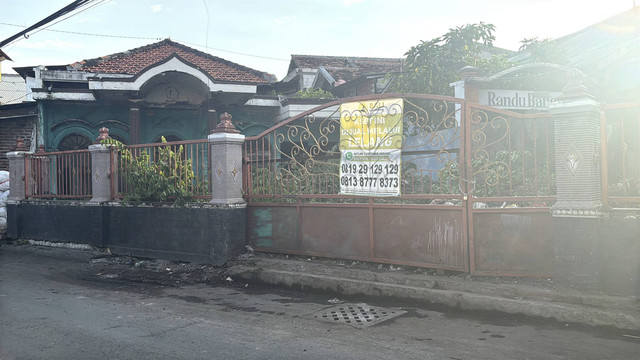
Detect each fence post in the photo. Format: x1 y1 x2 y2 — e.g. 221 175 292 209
208 113 245 204
6 137 29 201
549 70 603 289
88 127 113 203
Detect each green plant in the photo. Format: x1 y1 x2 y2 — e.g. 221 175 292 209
103 137 198 206
293 88 336 99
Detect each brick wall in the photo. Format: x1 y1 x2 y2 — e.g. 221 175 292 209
0 115 36 171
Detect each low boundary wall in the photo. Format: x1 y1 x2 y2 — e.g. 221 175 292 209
6 200 246 265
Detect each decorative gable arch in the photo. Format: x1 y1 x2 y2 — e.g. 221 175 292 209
88 55 257 94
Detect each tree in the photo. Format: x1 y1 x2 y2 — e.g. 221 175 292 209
392 22 513 95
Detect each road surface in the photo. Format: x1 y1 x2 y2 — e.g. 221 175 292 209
1 244 637 359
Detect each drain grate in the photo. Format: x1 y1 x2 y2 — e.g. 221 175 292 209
309 303 406 328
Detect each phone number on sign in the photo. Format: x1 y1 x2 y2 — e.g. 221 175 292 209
341 163 399 175
340 176 399 188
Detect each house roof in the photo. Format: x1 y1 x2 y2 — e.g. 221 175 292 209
513 7 640 69
556 7 640 67
0 73 27 105
507 7 640 97
73 39 275 84
289 55 405 82
0 49 11 61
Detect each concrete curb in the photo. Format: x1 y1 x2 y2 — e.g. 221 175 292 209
228 261 640 331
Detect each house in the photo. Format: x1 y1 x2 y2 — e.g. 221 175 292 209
13 39 277 150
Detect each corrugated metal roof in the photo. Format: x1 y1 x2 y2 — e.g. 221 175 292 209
0 73 28 105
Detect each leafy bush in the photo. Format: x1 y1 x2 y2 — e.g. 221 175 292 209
293 88 336 99
103 137 197 206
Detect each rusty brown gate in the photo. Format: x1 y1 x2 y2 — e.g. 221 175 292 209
244 94 555 276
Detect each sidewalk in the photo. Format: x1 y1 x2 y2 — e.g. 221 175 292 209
228 254 640 331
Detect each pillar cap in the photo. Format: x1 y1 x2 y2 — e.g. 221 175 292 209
94 127 111 144
13 136 28 151
557 69 594 101
458 65 479 79
212 112 240 134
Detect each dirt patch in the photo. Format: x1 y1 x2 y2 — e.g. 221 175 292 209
89 254 232 287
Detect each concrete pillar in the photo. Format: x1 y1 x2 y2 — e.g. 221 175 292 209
550 70 603 217
208 112 245 204
6 137 29 201
89 127 115 203
550 70 603 290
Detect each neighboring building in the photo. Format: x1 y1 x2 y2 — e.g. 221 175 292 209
0 73 36 170
546 6 640 102
0 73 27 105
0 49 11 82
260 55 406 122
13 39 277 151
273 55 405 97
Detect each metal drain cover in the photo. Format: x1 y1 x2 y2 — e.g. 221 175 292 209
310 303 406 328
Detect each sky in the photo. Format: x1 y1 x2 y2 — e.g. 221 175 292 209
0 0 636 80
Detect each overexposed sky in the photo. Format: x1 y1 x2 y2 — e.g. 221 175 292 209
0 0 635 80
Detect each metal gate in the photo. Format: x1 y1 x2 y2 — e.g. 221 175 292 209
243 94 555 276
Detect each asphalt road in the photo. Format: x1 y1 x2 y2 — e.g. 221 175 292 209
1 244 638 360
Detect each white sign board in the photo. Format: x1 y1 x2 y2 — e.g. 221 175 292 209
340 149 401 197
478 89 561 110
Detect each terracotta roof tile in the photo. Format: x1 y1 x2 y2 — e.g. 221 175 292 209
77 39 274 84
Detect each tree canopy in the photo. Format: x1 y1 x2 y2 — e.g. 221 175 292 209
392 22 514 95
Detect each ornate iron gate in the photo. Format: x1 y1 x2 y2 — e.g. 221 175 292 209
243 94 555 275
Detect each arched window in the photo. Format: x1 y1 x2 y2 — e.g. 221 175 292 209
57 133 92 151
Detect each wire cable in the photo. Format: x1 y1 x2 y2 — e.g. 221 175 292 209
0 0 100 48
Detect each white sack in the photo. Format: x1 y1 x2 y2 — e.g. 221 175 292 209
0 171 8 192
0 190 8 207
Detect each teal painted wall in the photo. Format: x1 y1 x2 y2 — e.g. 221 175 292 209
140 108 206 143
44 101 130 150
42 100 280 149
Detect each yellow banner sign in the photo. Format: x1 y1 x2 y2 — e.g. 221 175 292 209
339 98 403 151
339 98 403 197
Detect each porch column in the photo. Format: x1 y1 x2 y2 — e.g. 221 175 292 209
208 112 245 204
129 107 141 144
549 70 603 289
89 127 114 203
6 137 29 201
207 109 217 135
